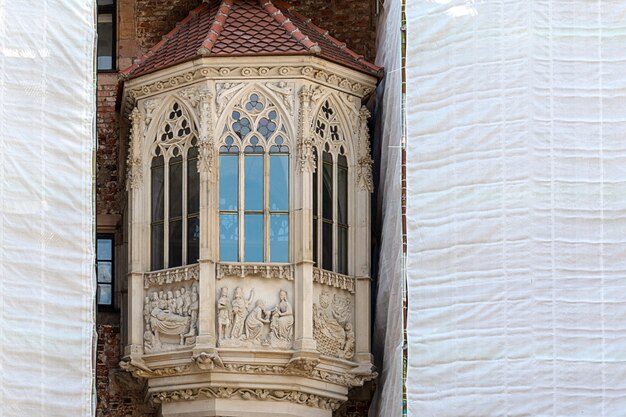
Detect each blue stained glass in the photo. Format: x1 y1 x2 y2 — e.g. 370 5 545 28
232 111 240 119
270 215 289 262
220 155 238 210
244 214 263 262
268 110 277 120
245 155 264 210
220 214 238 261
270 155 288 211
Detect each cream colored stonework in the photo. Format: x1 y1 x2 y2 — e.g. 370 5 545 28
121 55 377 417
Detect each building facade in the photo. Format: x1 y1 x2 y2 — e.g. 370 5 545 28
96 1 381 416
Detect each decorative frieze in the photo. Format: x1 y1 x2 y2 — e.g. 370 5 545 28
216 263 294 280
144 264 199 288
313 268 356 294
313 291 355 360
151 387 342 411
217 288 294 349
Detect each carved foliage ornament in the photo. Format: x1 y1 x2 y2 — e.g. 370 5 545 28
313 268 356 294
297 85 324 173
126 107 143 190
356 106 374 192
151 387 342 410
216 263 294 280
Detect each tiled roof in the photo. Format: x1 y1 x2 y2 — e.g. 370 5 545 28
121 0 382 79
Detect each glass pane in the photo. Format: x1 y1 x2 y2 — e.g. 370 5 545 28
322 222 333 271
220 155 238 211
220 214 238 261
97 238 112 261
313 148 318 215
97 13 113 70
244 214 263 262
151 156 164 221
245 155 263 211
322 153 333 220
98 284 112 305
188 148 199 215
338 227 348 275
98 0 114 5
187 217 199 264
270 214 289 262
151 223 164 270
270 155 288 211
338 164 348 224
97 261 112 283
169 219 183 268
169 155 183 218
313 218 318 266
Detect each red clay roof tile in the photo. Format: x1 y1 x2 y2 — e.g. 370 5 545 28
121 0 382 79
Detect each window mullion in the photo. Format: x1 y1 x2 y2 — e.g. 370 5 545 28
182 151 188 265
264 151 270 262
164 157 170 269
332 157 338 272
238 151 245 262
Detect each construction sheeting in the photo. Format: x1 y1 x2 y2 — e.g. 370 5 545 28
406 1 626 416
371 0 403 415
0 1 95 416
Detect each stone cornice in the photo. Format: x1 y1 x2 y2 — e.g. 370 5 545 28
121 58 377 118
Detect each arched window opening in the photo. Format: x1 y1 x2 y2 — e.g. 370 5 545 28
150 102 198 270
219 92 290 263
312 99 349 274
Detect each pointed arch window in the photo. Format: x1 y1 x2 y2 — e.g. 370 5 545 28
312 100 349 274
151 102 199 270
219 93 290 263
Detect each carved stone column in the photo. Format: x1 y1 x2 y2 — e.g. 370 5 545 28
125 107 148 362
195 84 218 351
292 85 318 356
353 106 374 365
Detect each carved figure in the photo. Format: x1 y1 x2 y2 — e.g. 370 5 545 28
341 323 355 359
185 284 199 338
181 287 190 314
244 300 270 341
270 290 294 342
174 289 183 314
217 287 232 340
150 293 189 347
230 287 254 339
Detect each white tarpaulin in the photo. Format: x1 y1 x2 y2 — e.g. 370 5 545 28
407 1 626 416
0 1 95 416
371 0 404 416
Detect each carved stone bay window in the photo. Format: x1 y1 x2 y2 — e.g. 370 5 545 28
119 1 381 416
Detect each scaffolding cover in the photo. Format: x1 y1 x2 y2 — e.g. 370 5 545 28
0 1 95 416
407 1 626 415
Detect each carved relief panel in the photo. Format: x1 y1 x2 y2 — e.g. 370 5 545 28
312 287 355 360
143 265 199 353
216 280 294 350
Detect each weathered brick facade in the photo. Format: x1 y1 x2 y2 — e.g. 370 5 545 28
96 0 378 415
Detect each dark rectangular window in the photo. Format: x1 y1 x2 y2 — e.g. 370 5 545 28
97 0 115 71
96 234 114 307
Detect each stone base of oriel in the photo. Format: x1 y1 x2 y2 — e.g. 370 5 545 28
121 348 376 417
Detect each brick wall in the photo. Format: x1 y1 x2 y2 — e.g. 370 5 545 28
97 73 121 216
97 315 156 417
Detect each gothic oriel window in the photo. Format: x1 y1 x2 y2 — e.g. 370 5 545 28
219 93 290 263
312 100 349 274
151 102 200 270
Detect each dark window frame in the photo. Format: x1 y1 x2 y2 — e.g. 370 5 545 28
96 233 115 309
97 0 116 72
